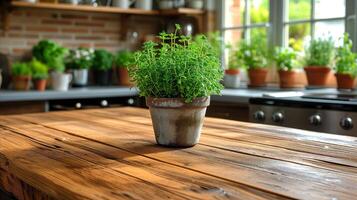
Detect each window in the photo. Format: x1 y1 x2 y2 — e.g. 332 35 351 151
221 0 270 71
219 0 353 60
286 0 346 51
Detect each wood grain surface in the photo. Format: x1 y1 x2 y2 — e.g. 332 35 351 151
1 107 357 200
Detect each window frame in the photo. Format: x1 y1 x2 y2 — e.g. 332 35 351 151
218 0 357 55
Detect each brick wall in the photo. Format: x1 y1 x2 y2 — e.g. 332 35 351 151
0 8 161 61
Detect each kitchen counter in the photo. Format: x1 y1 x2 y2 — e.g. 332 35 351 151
0 86 338 104
212 87 339 104
0 86 138 102
1 107 357 199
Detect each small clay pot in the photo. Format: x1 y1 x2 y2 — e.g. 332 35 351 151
224 69 240 88
278 70 304 88
13 75 31 91
335 73 356 90
304 66 331 86
34 79 47 91
248 68 268 87
117 67 133 86
146 97 210 147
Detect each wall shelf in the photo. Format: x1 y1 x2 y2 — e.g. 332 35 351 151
9 1 205 16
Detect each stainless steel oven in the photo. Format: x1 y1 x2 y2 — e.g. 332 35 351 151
249 93 357 137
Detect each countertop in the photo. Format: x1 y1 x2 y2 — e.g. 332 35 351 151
0 86 138 102
0 86 338 104
1 107 357 199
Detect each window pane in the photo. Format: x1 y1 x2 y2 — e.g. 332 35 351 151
224 0 269 28
249 0 269 23
250 27 268 42
288 0 311 21
287 23 311 51
314 0 345 19
223 27 267 68
224 0 242 27
314 21 345 44
224 29 243 48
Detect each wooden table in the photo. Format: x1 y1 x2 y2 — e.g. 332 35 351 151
1 107 357 200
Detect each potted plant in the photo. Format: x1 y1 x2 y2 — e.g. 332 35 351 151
224 52 241 88
66 48 94 87
304 37 335 87
236 39 268 87
273 47 303 88
11 62 32 91
335 33 357 90
32 40 70 91
129 25 223 147
29 59 48 91
114 50 134 86
93 49 113 86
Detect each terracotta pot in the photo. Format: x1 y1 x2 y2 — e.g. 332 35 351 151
146 97 210 147
34 79 47 91
117 67 133 86
278 70 304 88
248 68 268 87
224 69 240 88
13 75 31 91
335 74 356 90
304 66 331 86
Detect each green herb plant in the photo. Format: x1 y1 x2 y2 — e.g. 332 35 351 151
335 33 357 76
115 51 134 68
32 40 68 73
305 37 335 67
235 37 268 70
66 48 95 70
273 47 299 71
195 31 224 59
93 49 113 71
11 62 32 76
129 24 223 103
29 59 48 80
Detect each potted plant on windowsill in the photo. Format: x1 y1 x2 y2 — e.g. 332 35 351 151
335 33 357 90
304 37 335 87
66 48 94 87
224 52 241 88
273 47 303 88
32 40 70 91
114 50 134 86
11 62 32 91
93 49 113 86
236 39 268 87
29 59 48 91
128 25 223 147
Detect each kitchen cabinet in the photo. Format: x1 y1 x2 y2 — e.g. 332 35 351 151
1 107 357 199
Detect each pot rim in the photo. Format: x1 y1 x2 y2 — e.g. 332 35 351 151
13 75 32 80
225 69 240 75
304 66 331 70
146 96 210 108
335 73 356 78
248 68 268 72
